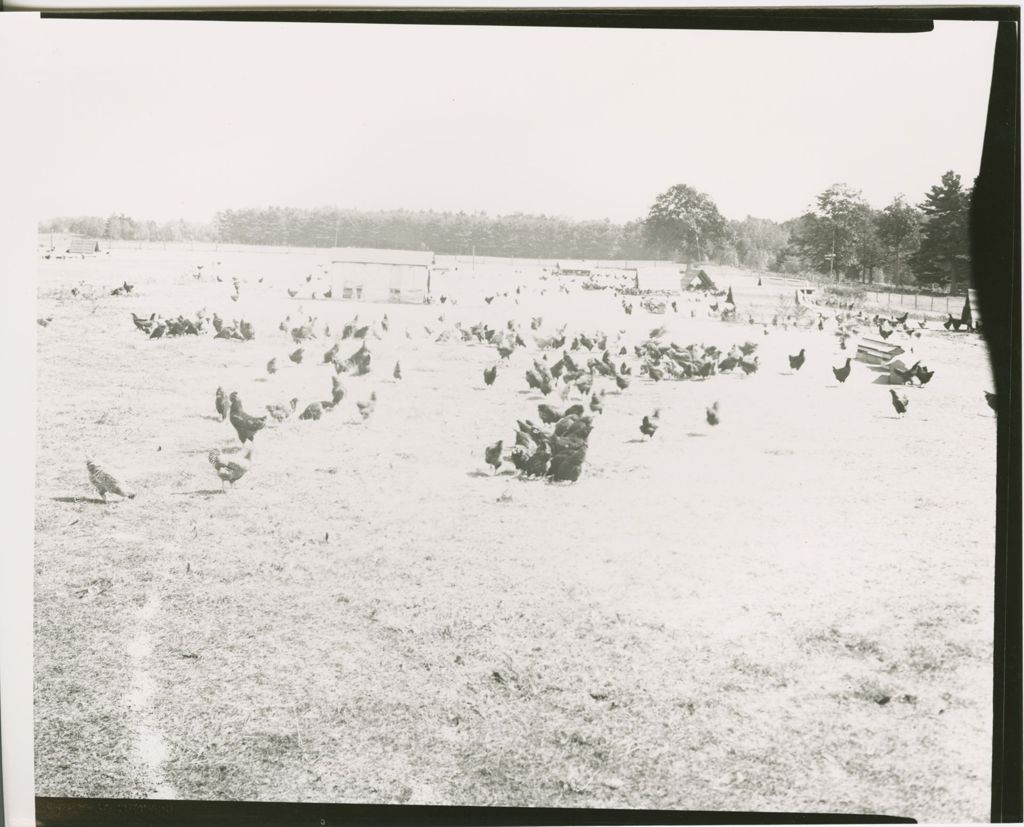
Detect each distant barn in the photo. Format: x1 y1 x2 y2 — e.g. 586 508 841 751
66 237 100 254
329 248 434 303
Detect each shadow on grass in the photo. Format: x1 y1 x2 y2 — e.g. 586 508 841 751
625 437 649 444
685 432 707 438
51 496 106 504
171 489 225 497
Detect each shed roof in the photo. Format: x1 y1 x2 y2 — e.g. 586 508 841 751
331 247 434 267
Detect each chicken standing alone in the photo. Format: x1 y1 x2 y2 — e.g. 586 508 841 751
889 389 909 417
357 392 377 421
788 349 806 371
484 365 498 386
706 401 720 426
86 459 135 501
640 412 659 439
208 444 252 491
832 357 852 384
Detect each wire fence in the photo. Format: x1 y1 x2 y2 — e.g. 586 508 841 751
861 290 966 315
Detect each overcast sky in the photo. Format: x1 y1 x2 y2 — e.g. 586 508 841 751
30 18 996 225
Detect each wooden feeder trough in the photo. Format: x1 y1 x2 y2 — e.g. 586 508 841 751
856 337 904 366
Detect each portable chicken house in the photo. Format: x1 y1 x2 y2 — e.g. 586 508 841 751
66 237 100 254
329 248 434 303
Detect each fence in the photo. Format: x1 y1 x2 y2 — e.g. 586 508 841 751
861 290 965 315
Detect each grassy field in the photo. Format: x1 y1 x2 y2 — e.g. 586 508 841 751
34 245 996 820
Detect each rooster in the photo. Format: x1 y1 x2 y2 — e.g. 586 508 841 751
228 393 267 443
832 357 852 384
85 458 135 502
889 389 909 417
788 349 806 371
208 444 252 491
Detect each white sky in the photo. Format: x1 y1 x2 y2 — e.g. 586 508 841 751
30 18 997 224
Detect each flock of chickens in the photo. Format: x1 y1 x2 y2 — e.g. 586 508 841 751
75 265 996 501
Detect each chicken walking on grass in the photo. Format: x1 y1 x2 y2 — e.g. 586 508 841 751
485 440 503 473
832 357 852 384
215 386 230 420
228 392 267 443
788 349 806 372
640 411 659 439
484 365 498 387
86 459 135 502
208 444 252 491
706 401 720 427
889 389 909 417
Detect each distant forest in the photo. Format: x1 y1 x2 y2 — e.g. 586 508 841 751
40 170 972 290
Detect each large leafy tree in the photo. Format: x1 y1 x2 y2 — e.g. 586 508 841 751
643 184 728 261
875 195 921 285
912 170 972 292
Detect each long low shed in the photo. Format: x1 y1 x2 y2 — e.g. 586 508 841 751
330 249 434 303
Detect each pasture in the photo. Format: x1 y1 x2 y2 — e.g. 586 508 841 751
34 244 996 820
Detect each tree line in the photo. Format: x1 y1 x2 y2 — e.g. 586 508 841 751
39 169 972 290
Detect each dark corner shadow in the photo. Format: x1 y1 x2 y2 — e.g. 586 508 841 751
50 496 105 504
32 797 919 827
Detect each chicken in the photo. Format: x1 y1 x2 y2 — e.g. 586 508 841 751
788 349 806 371
149 323 166 339
86 458 135 501
208 444 252 491
914 366 935 386
589 392 604 415
331 376 347 405
889 389 909 417
356 391 377 421
393 361 402 380
228 392 267 443
483 365 497 387
484 440 503 473
289 347 304 364
299 402 324 421
547 436 587 482
878 326 893 340
615 373 631 391
266 398 298 422
832 357 852 384
266 358 278 375
215 386 230 420
706 401 720 426
323 343 340 364
639 413 658 439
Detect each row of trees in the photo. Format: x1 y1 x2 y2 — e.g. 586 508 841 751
39 170 973 289
643 172 973 290
40 213 216 244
